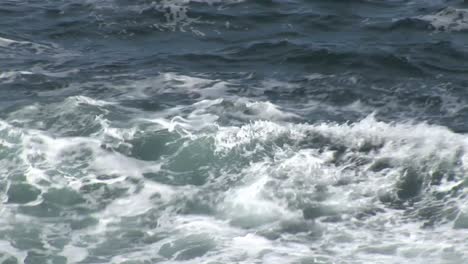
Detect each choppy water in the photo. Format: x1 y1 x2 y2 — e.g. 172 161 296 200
2 0 468 263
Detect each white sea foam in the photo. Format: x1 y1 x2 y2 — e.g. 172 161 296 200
0 71 33 83
0 241 27 264
116 72 231 100
208 114 468 262
61 245 88 263
0 36 55 54
0 68 78 84
2 70 468 263
418 7 468 32
0 36 18 47
88 0 244 35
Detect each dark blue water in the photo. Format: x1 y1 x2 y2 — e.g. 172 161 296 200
1 1 468 263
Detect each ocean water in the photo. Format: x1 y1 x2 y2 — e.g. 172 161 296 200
1 0 468 263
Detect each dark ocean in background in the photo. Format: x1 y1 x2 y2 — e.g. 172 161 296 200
1 0 468 263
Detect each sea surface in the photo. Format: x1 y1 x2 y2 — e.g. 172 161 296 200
1 0 468 263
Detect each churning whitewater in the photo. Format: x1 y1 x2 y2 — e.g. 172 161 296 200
2 0 468 263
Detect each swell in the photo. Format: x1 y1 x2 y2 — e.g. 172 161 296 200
169 40 428 76
4 0 467 81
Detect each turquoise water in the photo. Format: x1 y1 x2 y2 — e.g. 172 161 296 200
1 0 468 263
